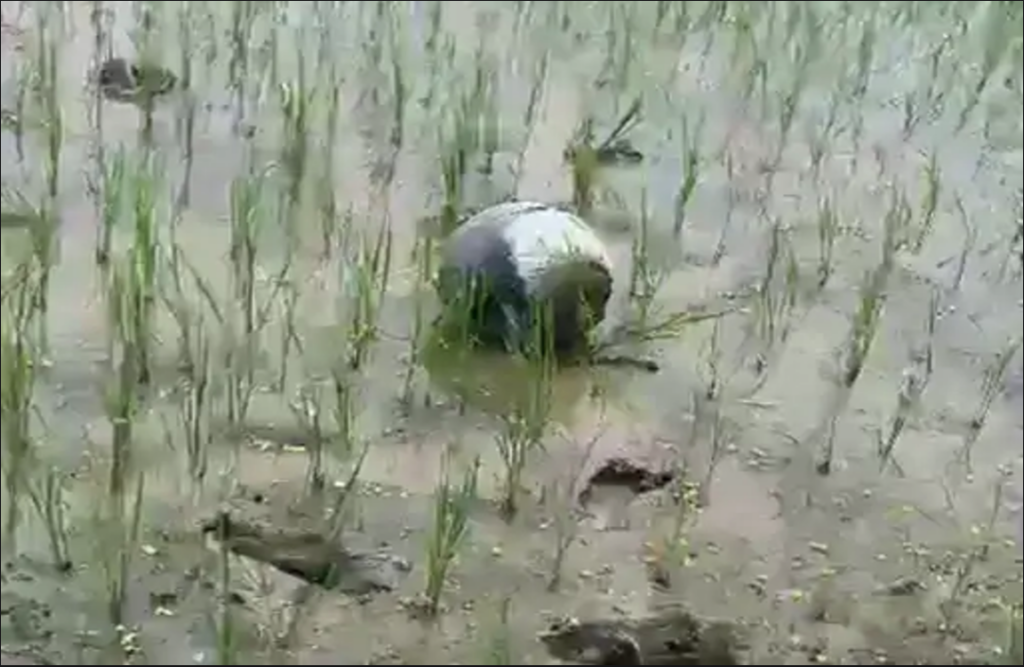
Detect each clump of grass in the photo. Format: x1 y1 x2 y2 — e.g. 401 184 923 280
421 447 479 617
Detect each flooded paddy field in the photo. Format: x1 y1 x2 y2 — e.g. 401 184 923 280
1 1 1022 664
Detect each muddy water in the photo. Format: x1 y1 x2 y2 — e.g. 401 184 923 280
2 2 1023 664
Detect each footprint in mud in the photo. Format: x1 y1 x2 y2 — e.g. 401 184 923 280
201 512 410 596
539 607 741 665
577 458 677 531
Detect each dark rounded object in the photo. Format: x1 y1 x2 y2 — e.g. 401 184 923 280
435 201 613 358
96 57 177 104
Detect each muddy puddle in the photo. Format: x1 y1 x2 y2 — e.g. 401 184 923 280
2 1 1023 665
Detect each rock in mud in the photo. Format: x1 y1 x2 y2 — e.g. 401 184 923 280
539 607 742 665
201 512 408 596
578 457 676 507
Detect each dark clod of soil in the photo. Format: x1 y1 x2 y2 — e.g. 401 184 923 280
96 57 178 104
578 458 677 506
591 354 660 373
539 608 741 665
200 512 407 595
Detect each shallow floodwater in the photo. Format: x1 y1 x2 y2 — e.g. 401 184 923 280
2 2 1022 665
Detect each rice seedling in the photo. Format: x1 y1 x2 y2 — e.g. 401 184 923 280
400 231 434 412
479 595 515 664
841 203 900 391
672 112 703 239
806 88 839 184
0 259 43 552
290 379 327 492
173 1 199 210
743 215 800 386
511 47 549 190
228 1 259 137
648 466 703 590
847 9 876 160
545 424 603 593
877 349 929 473
815 194 838 290
695 320 732 505
422 446 479 617
277 79 312 261
1009 603 1023 665
938 471 1012 624
0 264 66 568
956 1 1018 133
947 195 976 292
93 147 128 276
902 36 952 140
18 2 64 356
130 1 163 150
912 151 942 254
494 315 555 522
25 463 71 571
95 464 146 628
627 190 664 332
312 6 344 263
957 337 1021 472
224 166 271 425
103 253 146 500
209 512 240 665
174 318 212 486
85 1 111 253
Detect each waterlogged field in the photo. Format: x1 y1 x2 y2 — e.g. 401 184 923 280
1 1 1022 664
